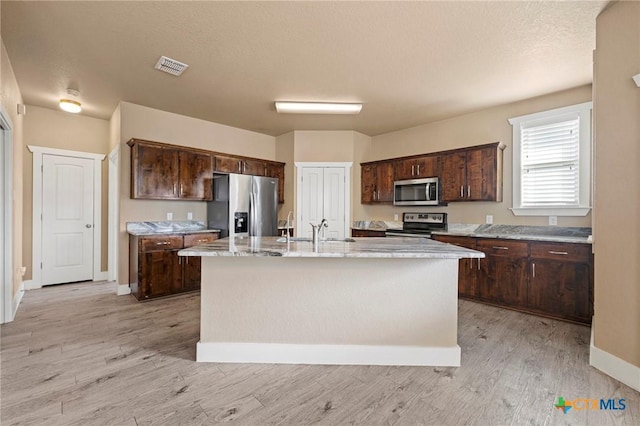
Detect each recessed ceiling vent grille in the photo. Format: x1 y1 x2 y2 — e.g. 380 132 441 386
154 56 189 76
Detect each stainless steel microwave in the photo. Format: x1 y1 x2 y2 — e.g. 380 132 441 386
393 177 440 206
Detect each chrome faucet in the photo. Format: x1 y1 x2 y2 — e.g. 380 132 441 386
285 211 294 243
310 219 329 250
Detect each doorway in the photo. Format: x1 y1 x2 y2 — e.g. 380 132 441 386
296 162 351 239
28 146 105 288
0 108 14 323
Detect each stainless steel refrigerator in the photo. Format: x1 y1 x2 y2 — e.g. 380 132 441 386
207 173 278 238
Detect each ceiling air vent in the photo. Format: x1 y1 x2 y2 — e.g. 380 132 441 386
154 56 189 76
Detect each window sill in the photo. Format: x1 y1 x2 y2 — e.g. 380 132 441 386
510 207 591 217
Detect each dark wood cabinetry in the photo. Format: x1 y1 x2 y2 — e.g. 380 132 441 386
129 139 213 201
394 155 439 181
433 235 593 325
432 235 479 298
361 161 394 204
266 162 285 204
441 143 505 202
351 229 387 237
476 239 528 306
528 242 593 324
130 232 219 301
214 154 268 176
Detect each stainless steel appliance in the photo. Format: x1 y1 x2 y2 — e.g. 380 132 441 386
207 173 278 238
393 177 441 206
385 212 447 238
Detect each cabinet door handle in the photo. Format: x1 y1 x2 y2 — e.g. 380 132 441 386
196 239 207 243
180 183 183 195
492 246 509 250
155 241 170 246
532 262 536 278
548 251 568 255
238 162 242 173
467 185 470 198
417 164 420 175
412 165 415 176
460 186 464 197
477 258 481 270
173 183 177 194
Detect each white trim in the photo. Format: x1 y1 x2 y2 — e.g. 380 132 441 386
94 271 108 282
509 102 592 217
0 105 14 324
107 146 119 283
28 146 106 288
117 284 131 296
22 280 38 291
294 162 352 239
11 281 24 320
197 342 461 366
590 326 640 392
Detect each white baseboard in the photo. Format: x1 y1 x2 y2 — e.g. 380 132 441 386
93 271 108 282
11 281 25 320
117 284 131 296
590 326 640 392
197 342 461 367
23 279 41 290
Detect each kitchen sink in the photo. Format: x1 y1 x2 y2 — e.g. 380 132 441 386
276 237 356 243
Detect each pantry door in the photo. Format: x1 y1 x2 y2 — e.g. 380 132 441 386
297 163 351 239
41 154 95 285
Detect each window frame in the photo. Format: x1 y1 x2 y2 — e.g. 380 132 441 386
508 101 592 217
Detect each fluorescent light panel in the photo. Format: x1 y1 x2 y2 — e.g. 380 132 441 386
275 101 362 114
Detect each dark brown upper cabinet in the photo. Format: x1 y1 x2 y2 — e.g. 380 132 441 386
394 155 439 181
361 161 394 204
266 162 285 204
441 142 505 202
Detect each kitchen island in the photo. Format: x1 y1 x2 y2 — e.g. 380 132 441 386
179 236 483 366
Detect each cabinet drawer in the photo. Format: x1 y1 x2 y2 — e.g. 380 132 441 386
530 242 591 262
139 235 184 252
476 239 528 257
184 232 219 247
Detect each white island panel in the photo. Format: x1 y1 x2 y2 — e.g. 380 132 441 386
197 256 461 366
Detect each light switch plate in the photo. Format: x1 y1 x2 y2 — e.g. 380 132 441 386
394 214 399 221
187 212 193 220
549 215 557 226
485 215 493 224
167 212 173 220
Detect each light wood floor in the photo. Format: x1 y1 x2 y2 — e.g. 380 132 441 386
1 282 637 425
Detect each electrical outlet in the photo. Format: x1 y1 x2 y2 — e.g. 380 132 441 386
187 212 193 220
393 214 399 221
549 215 557 226
485 215 493 224
166 212 173 220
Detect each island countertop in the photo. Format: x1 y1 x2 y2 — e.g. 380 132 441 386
178 236 484 259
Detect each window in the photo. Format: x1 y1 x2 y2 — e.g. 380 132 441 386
508 102 592 216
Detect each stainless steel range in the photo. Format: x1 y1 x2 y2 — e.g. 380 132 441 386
385 212 447 238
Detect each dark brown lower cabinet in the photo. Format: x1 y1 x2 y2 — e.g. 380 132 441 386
351 229 387 237
477 239 528 307
432 235 593 325
130 232 219 301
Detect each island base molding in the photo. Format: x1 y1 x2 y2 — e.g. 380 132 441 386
196 342 461 367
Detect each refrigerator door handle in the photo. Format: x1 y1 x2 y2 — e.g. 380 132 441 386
249 190 257 236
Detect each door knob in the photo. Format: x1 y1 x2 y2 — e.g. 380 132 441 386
85 224 92 228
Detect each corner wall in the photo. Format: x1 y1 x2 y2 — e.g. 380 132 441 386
592 0 640 387
366 86 593 227
0 40 24 303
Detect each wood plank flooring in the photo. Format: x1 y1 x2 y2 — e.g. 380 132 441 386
1 281 637 425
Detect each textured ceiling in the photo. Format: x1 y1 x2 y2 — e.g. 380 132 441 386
1 1 607 136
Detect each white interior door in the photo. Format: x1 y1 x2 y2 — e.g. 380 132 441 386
323 168 346 239
0 129 5 322
298 166 347 239
42 154 94 285
299 167 324 238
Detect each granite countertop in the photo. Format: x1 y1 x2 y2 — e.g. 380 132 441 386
433 224 592 244
127 221 221 236
178 236 484 259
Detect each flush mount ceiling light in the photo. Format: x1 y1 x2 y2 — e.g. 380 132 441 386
59 89 82 113
274 101 362 114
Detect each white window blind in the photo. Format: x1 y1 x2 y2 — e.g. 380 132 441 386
520 116 580 207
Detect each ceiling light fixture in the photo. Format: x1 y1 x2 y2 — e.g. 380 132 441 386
60 89 82 113
275 101 362 114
